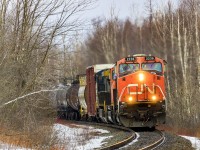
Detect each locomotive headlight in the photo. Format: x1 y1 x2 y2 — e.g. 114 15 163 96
128 96 133 102
152 95 157 101
126 95 135 103
139 73 144 81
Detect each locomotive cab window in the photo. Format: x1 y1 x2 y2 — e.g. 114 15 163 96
119 63 139 76
142 62 162 75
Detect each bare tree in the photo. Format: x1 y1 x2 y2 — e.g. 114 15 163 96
84 0 200 130
0 0 94 148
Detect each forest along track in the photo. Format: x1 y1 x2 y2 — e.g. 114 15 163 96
58 119 136 150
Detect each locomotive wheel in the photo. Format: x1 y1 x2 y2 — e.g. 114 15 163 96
112 113 117 124
116 113 122 125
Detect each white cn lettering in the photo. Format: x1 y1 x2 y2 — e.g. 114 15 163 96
128 84 155 95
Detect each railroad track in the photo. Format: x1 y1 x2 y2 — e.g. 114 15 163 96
58 119 136 150
58 119 165 150
91 123 136 150
75 121 165 150
138 129 165 150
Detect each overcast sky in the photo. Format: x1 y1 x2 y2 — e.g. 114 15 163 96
72 0 179 40
83 0 179 21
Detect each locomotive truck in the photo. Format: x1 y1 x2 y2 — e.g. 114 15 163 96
56 54 167 128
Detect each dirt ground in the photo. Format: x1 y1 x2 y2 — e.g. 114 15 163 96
156 124 200 137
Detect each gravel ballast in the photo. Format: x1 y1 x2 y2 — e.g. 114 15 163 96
121 131 194 150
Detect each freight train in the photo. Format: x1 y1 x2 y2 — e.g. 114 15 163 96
56 54 167 128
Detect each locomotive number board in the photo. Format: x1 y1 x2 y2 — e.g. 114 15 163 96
125 57 135 62
145 56 155 61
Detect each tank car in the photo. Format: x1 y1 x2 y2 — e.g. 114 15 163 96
56 74 87 120
55 84 69 118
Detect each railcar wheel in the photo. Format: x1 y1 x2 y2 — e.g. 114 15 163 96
63 113 66 119
68 113 72 120
65 112 68 120
58 111 65 119
57 111 61 119
71 112 74 120
149 126 156 131
96 117 101 123
74 112 78 120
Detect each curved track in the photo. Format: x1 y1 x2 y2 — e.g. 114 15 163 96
59 120 136 150
94 123 136 150
58 119 166 150
138 129 165 150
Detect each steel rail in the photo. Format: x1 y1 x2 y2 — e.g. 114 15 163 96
58 120 165 150
97 123 136 150
62 120 137 150
139 129 165 150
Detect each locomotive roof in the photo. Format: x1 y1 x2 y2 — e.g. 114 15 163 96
118 54 167 64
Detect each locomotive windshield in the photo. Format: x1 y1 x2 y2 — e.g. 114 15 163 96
142 63 162 74
119 63 139 76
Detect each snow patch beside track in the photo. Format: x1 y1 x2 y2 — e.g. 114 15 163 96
181 135 200 150
53 123 112 150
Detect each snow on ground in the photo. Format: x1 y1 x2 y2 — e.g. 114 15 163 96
181 136 200 150
53 123 113 150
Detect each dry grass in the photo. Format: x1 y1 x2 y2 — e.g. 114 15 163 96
0 120 102 150
196 127 200 138
0 118 58 150
0 127 33 149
